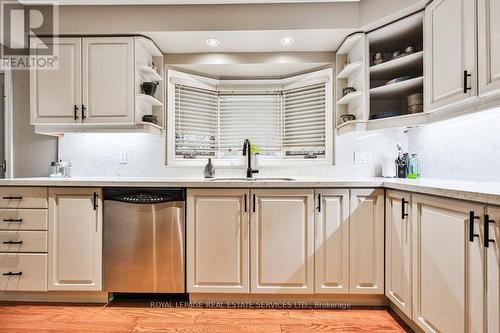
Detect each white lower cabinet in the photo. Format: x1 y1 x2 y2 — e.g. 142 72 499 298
187 189 249 293
251 189 314 294
349 189 384 294
48 188 102 291
385 190 412 317
411 194 484 333
314 189 349 293
485 206 500 333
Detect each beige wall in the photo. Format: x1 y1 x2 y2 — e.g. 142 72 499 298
12 71 57 177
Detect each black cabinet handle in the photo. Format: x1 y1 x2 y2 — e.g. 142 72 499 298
93 192 98 211
244 194 247 213
317 194 321 212
2 241 22 245
82 105 87 120
463 70 472 94
2 219 22 223
74 105 79 120
401 198 409 220
484 215 496 248
2 196 22 200
469 211 480 242
2 272 22 276
253 194 256 213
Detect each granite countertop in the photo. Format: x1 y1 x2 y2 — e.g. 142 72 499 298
0 176 499 206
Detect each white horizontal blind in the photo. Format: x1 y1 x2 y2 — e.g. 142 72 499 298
283 83 326 157
174 84 218 158
219 92 281 154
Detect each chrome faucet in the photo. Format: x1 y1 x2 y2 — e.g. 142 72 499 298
242 139 259 178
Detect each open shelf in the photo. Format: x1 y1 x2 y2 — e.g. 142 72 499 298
367 112 428 130
337 61 363 79
337 91 362 105
139 65 163 82
138 94 163 106
370 76 423 99
370 51 423 80
337 33 363 55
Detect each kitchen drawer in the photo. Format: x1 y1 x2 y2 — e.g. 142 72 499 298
0 231 47 252
0 253 47 291
0 209 48 230
0 188 48 209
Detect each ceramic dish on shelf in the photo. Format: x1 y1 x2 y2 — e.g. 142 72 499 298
385 76 413 85
340 114 356 123
342 87 356 96
370 111 401 120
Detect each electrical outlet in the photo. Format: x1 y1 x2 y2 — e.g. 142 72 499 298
354 152 371 164
120 151 128 164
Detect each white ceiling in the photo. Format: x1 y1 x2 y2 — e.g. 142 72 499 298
21 0 358 4
144 29 353 53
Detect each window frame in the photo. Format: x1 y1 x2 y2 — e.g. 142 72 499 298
166 68 334 167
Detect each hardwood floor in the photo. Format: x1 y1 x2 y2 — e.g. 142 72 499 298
0 302 413 332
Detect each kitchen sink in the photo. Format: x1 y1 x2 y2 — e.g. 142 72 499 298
208 177 295 182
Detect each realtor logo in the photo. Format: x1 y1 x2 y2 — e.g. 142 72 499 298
0 0 59 70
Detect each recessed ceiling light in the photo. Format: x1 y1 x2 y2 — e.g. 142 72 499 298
206 38 220 47
280 37 295 46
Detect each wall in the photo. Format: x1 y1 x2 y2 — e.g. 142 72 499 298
58 128 409 178
408 107 500 182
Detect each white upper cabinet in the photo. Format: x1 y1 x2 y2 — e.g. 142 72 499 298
349 189 384 294
424 0 477 112
385 190 412 318
48 188 102 291
30 38 82 124
187 189 249 293
82 37 135 124
412 194 484 333
485 206 499 333
478 0 500 96
251 189 314 294
314 189 350 294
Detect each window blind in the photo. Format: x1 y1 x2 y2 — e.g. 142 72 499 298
218 92 281 154
174 84 218 157
283 83 326 157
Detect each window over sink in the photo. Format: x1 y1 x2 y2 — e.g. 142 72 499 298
166 68 333 166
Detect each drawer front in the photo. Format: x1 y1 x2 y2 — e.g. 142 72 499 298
0 188 48 209
0 231 47 252
0 210 48 230
0 254 47 291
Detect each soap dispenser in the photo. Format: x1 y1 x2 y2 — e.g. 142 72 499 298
204 158 215 178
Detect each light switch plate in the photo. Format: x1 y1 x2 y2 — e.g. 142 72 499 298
120 151 127 164
354 152 371 164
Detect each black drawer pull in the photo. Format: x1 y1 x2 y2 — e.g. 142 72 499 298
401 198 409 220
2 219 23 223
484 215 496 248
2 272 22 276
463 70 472 93
317 194 321 212
253 194 256 213
74 105 79 120
2 196 22 200
3 241 23 245
244 194 247 213
469 211 480 242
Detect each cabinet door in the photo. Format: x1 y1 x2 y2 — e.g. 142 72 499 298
251 189 314 294
82 37 135 124
48 188 102 291
187 189 249 293
424 0 477 111
412 194 484 333
478 0 500 96
385 190 412 317
30 37 81 124
349 189 384 294
485 206 499 333
314 189 349 294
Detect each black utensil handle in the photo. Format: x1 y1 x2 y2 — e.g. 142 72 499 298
74 105 79 120
93 192 98 211
244 194 247 213
317 194 321 212
2 196 22 200
463 70 472 93
3 241 23 245
484 214 496 248
401 198 409 220
469 211 480 242
3 272 22 276
2 219 23 223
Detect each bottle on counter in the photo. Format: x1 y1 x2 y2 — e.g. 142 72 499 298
204 158 215 178
406 153 421 179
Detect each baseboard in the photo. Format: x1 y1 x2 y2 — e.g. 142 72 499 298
389 302 424 333
0 291 108 303
189 293 388 307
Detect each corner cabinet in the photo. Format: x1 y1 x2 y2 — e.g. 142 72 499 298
48 188 102 291
424 0 477 112
385 190 412 318
187 189 249 293
478 0 500 96
251 189 314 294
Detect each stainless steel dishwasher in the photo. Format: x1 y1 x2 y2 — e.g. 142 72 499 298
103 188 185 293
